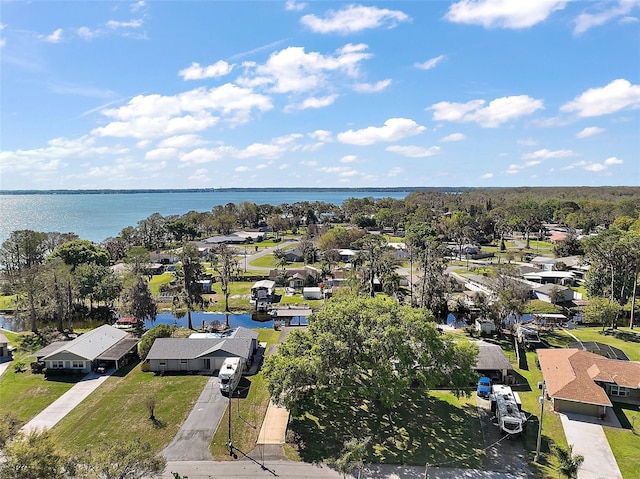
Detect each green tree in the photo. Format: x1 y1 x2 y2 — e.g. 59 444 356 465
334 436 371 479
138 323 175 359
74 264 122 311
263 294 478 416
121 276 157 325
553 444 584 479
583 296 620 331
352 235 397 297
136 213 167 250
210 244 237 312
0 430 69 479
74 438 165 479
176 243 204 330
124 246 152 276
50 239 110 271
0 230 49 332
508 201 543 249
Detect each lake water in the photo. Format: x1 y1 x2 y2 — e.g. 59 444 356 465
0 189 415 244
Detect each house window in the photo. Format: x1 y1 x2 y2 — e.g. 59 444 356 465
71 360 84 368
180 359 188 364
50 360 65 369
159 361 166 367
610 385 630 397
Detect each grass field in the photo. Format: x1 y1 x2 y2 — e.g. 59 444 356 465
285 389 485 468
51 362 208 453
148 272 174 295
605 403 640 479
0 294 17 310
210 329 281 460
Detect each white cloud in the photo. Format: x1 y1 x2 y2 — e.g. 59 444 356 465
604 156 624 165
309 130 332 142
285 0 307 11
386 145 440 158
179 147 226 165
235 166 251 172
353 79 391 93
338 118 426 145
301 5 410 34
107 19 143 29
481 173 494 179
93 84 272 139
429 95 544 127
506 160 541 174
235 142 286 159
317 166 359 177
239 44 372 95
0 39 5 48
522 149 576 159
287 94 338 111
131 1 146 13
42 28 63 43
574 0 638 34
576 126 605 139
517 138 538 146
158 134 205 149
560 79 640 117
145 147 178 161
340 155 357 163
279 163 288 170
440 132 466 142
415 55 445 70
179 61 234 80
388 167 404 177
584 163 607 172
77 26 97 40
445 0 568 29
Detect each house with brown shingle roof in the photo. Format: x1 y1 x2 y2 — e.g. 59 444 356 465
537 348 640 416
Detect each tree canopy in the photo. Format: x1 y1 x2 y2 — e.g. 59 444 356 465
263 294 478 414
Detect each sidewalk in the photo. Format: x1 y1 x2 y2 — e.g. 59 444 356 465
256 401 289 445
22 370 113 433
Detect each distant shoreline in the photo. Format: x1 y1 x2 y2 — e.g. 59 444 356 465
0 187 470 195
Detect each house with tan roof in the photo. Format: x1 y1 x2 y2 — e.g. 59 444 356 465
537 348 640 416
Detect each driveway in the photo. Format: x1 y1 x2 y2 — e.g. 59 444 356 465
22 370 113 433
0 360 11 377
559 409 622 479
162 376 227 461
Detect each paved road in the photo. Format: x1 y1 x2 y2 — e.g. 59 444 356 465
241 240 298 272
560 409 623 479
162 377 227 461
22 370 113 433
159 460 532 479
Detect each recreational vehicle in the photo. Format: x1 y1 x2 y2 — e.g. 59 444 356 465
219 357 243 394
490 384 527 436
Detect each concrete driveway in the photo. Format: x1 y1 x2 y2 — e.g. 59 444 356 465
559 409 622 479
162 376 227 461
22 369 113 433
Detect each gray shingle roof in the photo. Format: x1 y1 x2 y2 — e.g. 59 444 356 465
231 326 258 340
146 338 252 360
41 325 128 361
474 341 513 371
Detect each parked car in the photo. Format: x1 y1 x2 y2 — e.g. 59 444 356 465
477 376 492 398
96 362 107 374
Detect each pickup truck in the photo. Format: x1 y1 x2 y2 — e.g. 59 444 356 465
477 376 492 398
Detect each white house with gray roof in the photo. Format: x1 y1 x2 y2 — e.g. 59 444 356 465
36 325 138 373
146 326 258 374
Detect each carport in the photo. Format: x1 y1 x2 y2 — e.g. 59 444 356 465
96 337 139 370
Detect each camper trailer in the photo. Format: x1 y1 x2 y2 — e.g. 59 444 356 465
219 357 243 395
490 384 526 436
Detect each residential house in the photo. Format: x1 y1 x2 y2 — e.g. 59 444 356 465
35 325 139 373
537 348 640 416
0 332 11 360
473 340 513 383
302 287 323 300
250 280 276 302
533 284 574 303
146 326 258 373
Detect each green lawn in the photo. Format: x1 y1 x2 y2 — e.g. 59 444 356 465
512 351 568 478
0 359 83 424
51 362 208 453
605 403 640 479
148 272 174 295
543 327 640 361
285 389 485 467
210 328 281 460
0 294 18 310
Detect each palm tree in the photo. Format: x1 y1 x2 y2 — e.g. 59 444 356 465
553 444 584 479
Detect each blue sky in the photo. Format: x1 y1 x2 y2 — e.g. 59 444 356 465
1 0 639 190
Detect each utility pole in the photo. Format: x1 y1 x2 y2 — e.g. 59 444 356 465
535 385 545 462
227 391 236 458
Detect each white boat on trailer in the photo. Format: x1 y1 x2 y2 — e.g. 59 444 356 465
490 384 527 436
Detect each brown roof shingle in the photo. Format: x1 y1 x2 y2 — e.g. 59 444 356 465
537 348 640 407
